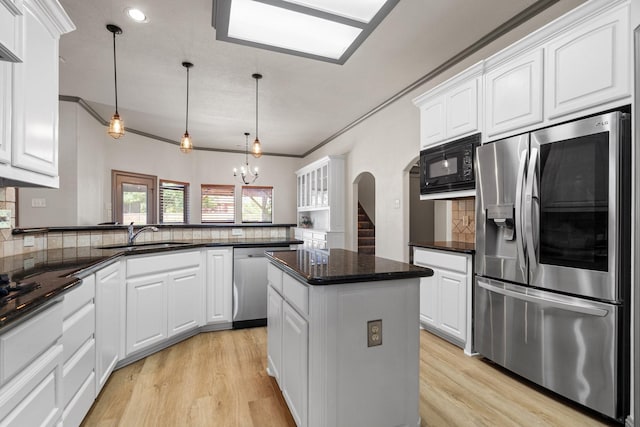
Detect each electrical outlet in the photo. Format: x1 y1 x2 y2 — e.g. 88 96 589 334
367 319 382 347
463 215 469 227
231 228 244 236
23 258 35 270
23 236 35 247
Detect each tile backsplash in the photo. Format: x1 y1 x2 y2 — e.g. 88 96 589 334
452 197 475 243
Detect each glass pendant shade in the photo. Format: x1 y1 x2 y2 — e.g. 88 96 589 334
252 137 262 158
108 113 125 139
180 131 193 153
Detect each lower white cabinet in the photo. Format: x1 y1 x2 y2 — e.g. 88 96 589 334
61 275 96 427
267 285 283 383
95 261 123 396
125 250 203 356
281 301 308 427
205 248 233 324
413 247 473 354
0 301 64 426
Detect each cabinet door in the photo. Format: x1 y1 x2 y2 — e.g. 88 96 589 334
0 61 11 164
445 77 478 139
167 267 203 337
126 273 167 355
95 263 122 396
281 302 308 427
11 0 59 176
419 273 438 327
267 285 283 383
485 49 543 137
419 96 445 148
438 270 466 341
206 248 233 324
545 4 629 119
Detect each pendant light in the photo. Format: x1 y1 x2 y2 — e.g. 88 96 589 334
234 132 259 184
106 24 125 139
180 61 194 154
251 73 263 158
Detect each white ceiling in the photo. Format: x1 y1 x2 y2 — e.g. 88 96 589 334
58 0 565 157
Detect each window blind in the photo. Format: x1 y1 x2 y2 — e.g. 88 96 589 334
242 186 273 223
159 180 190 224
201 184 235 223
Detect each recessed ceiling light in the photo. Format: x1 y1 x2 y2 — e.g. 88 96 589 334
212 0 399 65
125 7 148 23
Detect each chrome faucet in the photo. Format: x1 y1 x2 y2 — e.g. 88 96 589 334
128 222 159 245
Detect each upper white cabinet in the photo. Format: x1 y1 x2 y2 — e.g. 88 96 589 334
296 155 345 249
0 0 73 187
413 63 482 148
485 49 543 137
545 2 630 119
414 0 631 144
0 0 23 62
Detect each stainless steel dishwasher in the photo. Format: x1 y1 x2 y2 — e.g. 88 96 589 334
232 246 289 328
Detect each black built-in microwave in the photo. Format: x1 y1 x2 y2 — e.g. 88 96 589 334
419 133 480 195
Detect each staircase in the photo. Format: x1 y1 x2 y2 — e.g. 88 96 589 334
357 203 375 255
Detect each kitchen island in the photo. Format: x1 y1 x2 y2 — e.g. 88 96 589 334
265 248 433 427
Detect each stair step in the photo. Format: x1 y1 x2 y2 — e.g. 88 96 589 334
358 246 375 255
358 221 373 229
358 229 375 237
358 237 375 245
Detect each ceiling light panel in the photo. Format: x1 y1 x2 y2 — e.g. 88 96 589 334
213 0 399 64
125 7 148 22
283 0 388 23
228 0 362 60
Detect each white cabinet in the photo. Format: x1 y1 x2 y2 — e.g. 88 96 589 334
0 0 73 187
281 301 308 427
61 276 96 427
205 248 233 324
267 284 283 383
126 273 168 354
0 61 12 164
296 156 345 249
413 63 482 148
167 266 204 336
413 247 472 354
0 301 64 426
0 0 22 62
125 250 203 356
485 49 543 137
95 261 123 396
545 2 630 119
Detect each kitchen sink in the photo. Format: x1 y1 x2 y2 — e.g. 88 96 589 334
96 241 193 251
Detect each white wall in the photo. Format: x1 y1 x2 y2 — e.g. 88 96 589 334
20 102 300 227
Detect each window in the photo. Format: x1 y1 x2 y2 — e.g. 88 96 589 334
159 180 190 224
112 170 157 225
242 186 273 223
201 185 235 223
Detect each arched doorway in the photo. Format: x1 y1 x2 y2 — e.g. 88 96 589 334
354 172 375 254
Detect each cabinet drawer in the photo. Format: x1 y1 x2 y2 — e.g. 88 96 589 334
267 263 283 294
61 303 94 364
62 338 94 409
414 248 468 273
127 250 201 277
0 301 63 384
62 372 95 427
283 274 309 317
0 344 63 427
63 277 95 319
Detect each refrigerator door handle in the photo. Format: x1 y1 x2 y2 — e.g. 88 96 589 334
515 150 527 276
524 147 539 275
477 279 608 317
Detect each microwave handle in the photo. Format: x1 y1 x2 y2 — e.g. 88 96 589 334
515 150 527 276
524 147 539 274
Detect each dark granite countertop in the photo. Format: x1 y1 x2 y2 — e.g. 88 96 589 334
0 238 301 331
266 248 433 285
409 241 475 254
12 223 297 235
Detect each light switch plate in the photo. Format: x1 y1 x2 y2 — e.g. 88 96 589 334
24 236 35 247
0 209 10 229
231 228 244 236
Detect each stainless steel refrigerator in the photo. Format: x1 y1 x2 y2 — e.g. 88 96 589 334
474 111 631 421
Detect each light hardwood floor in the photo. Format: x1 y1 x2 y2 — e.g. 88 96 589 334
82 328 617 426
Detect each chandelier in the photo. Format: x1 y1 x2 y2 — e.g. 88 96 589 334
233 132 259 184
